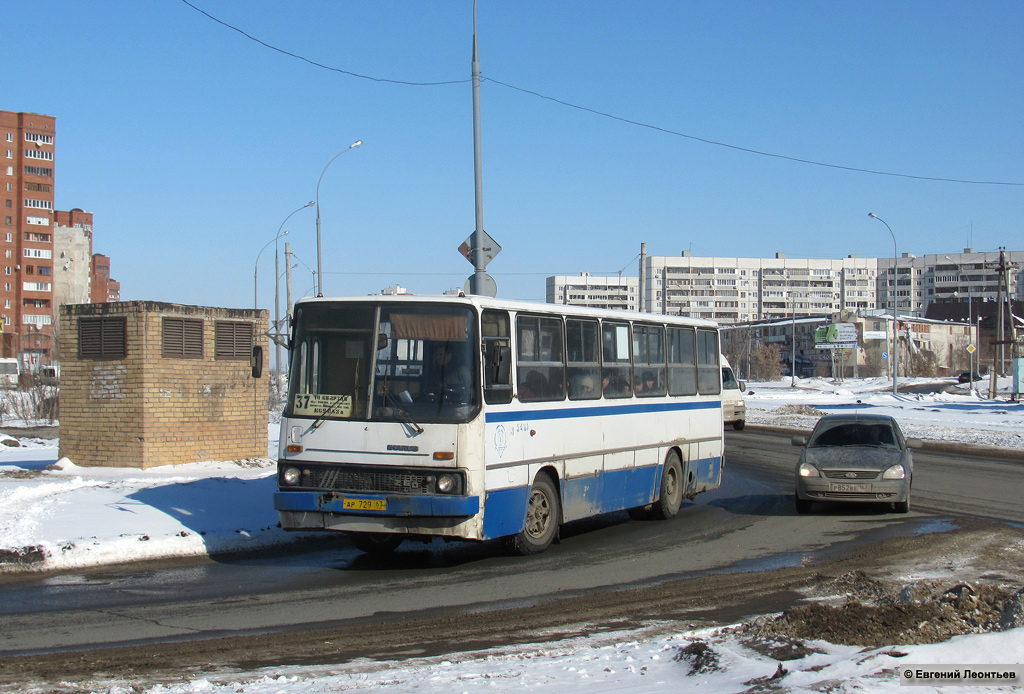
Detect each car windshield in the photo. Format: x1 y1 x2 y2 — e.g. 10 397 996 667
808 421 898 448
286 302 480 424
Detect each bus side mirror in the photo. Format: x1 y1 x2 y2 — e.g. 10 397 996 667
492 344 511 385
251 346 264 379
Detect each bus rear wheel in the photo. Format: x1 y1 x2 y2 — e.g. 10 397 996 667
347 531 404 555
503 474 560 556
650 451 684 520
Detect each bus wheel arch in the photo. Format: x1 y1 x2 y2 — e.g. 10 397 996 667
502 468 561 556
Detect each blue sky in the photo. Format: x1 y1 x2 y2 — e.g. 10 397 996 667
6 1 1022 309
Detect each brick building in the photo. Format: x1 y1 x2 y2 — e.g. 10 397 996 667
3 110 120 368
58 301 268 468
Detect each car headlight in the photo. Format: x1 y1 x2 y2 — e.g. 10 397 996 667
798 462 820 478
436 473 457 494
882 464 906 479
282 467 302 486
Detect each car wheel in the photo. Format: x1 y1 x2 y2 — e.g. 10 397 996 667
503 474 560 555
347 531 404 555
732 419 745 431
893 498 910 514
795 494 813 514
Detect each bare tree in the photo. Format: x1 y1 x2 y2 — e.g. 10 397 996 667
748 342 783 381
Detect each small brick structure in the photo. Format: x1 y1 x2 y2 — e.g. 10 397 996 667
58 301 269 468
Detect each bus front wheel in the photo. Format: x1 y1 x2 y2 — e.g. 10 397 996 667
650 451 684 520
503 474 560 556
347 531 404 555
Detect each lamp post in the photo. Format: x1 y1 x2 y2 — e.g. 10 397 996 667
272 202 314 373
868 213 899 396
255 230 288 310
946 255 976 396
315 140 362 297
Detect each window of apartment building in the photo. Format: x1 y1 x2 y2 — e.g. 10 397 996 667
4 199 9 208
23 182 51 193
214 321 254 360
23 166 51 177
5 150 10 159
162 317 204 359
23 248 52 259
4 233 10 242
24 231 51 241
24 265 33 275
23 198 53 210
24 133 53 145
23 282 51 291
79 317 127 359
38 266 50 276
24 149 53 161
4 134 10 142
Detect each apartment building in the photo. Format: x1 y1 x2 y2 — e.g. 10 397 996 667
549 249 1021 326
2 110 119 365
644 252 879 323
546 273 639 311
1 110 57 361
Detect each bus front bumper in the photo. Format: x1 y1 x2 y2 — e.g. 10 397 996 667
274 490 480 518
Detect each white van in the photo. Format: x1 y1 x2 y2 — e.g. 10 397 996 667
721 355 746 430
0 358 19 389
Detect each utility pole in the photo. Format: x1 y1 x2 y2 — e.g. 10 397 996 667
639 243 646 313
285 242 294 331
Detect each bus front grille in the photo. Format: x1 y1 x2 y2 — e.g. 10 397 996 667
302 464 437 494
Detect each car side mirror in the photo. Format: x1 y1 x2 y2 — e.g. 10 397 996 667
792 435 808 447
251 345 264 379
738 380 746 391
905 437 923 449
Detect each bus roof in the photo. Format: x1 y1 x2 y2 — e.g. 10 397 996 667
293 294 719 329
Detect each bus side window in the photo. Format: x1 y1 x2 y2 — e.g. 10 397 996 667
697 329 721 395
482 309 513 405
516 314 565 402
566 318 600 400
667 327 697 396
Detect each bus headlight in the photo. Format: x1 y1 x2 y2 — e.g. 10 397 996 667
282 467 302 486
436 474 457 494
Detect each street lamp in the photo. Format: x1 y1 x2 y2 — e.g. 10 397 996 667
255 230 288 309
946 255 977 396
315 140 363 297
868 213 899 396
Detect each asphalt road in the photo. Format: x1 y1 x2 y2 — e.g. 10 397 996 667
1 428 1021 658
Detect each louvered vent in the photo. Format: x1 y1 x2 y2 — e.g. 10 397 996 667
162 318 203 358
214 321 254 360
78 317 127 359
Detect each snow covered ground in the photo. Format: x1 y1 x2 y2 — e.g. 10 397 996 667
2 376 1022 693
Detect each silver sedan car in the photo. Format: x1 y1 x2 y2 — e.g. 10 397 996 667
793 414 922 514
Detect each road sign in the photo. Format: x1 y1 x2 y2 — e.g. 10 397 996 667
882 351 889 359
458 230 502 267
465 273 497 298
967 345 976 354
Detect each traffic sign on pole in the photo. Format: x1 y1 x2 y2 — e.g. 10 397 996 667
459 230 501 267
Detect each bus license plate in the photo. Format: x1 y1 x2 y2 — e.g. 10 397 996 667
342 498 387 511
829 483 869 493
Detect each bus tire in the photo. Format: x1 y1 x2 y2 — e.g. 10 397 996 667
732 419 745 431
347 531 404 555
503 473 560 556
650 451 683 520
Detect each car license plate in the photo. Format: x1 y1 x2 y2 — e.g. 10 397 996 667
829 483 869 493
342 498 387 511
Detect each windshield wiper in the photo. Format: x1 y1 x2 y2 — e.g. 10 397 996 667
383 388 424 434
310 397 349 430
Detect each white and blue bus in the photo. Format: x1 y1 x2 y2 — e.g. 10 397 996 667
274 295 724 555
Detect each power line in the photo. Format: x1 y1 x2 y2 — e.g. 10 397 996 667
180 0 1023 187
178 0 469 86
484 78 1023 187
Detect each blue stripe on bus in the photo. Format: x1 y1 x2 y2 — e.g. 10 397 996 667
481 456 721 540
485 399 720 424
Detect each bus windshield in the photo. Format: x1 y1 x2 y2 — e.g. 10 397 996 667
286 302 480 424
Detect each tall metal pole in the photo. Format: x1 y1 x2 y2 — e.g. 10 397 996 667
470 0 486 295
869 213 899 395
285 241 294 329
315 142 362 297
